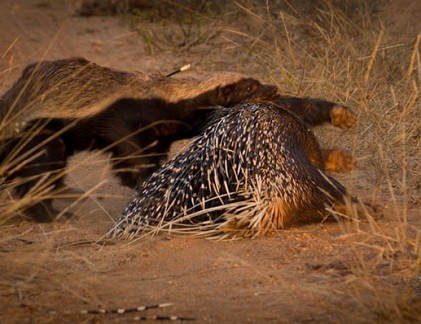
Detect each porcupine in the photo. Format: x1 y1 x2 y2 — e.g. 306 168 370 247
0 57 272 222
108 93 357 239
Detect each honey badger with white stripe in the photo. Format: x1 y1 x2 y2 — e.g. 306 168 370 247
0 57 355 222
0 57 263 138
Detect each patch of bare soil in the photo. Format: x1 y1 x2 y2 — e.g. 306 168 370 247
1 0 420 323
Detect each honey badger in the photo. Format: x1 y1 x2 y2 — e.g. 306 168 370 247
0 57 355 222
0 57 262 138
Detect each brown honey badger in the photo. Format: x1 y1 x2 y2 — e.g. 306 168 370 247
0 57 355 222
0 57 262 137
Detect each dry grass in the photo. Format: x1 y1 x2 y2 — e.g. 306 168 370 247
0 0 420 321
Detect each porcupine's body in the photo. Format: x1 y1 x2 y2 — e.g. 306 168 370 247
109 100 352 239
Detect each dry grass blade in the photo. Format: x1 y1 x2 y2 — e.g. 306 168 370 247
363 28 384 84
407 33 421 79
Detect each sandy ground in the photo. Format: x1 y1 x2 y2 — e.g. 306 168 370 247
0 0 420 323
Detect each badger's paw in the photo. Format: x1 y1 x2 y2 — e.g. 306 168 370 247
323 149 356 173
330 105 357 129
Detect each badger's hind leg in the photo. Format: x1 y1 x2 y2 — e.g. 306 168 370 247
2 133 71 222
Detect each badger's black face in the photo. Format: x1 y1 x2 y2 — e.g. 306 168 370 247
216 78 279 106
